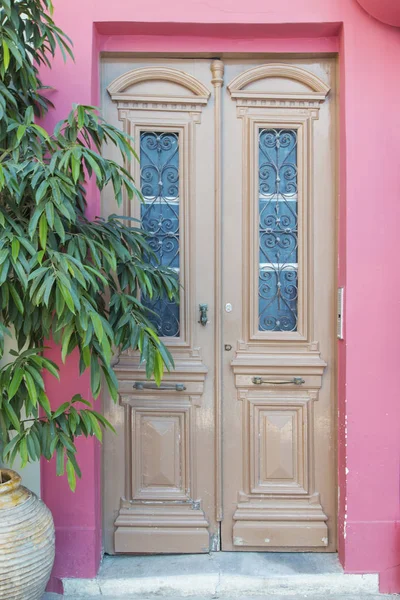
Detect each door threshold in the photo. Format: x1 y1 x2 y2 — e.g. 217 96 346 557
61 552 379 597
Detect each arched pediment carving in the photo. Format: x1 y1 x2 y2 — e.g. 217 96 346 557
107 66 211 99
227 63 330 105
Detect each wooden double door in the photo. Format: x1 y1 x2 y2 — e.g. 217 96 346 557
102 56 337 553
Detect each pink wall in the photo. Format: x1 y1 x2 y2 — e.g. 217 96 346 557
43 0 400 593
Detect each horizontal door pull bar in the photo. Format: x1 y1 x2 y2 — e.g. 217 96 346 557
133 382 187 392
252 376 305 386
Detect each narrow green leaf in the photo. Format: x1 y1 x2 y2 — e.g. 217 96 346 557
84 153 103 183
87 411 102 441
31 124 50 140
52 401 70 419
16 125 26 142
41 358 60 380
59 431 76 454
59 283 75 314
61 323 74 362
89 312 103 343
101 365 118 403
90 354 101 398
81 344 91 368
30 429 41 459
71 153 80 183
2 433 20 459
66 451 82 479
26 433 38 461
8 368 24 400
90 409 116 434
66 457 76 491
39 213 48 250
20 437 28 467
77 105 85 129
79 410 92 436
71 394 91 407
4 401 21 433
35 181 49 204
9 283 24 314
11 238 20 261
56 444 65 476
38 391 52 418
55 285 65 317
2 40 10 70
24 371 38 406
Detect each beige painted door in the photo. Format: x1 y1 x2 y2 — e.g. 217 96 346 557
102 56 337 554
220 58 337 551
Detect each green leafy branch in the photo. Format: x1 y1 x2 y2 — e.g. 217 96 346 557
0 0 180 489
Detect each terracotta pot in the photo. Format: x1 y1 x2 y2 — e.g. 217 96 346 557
0 469 55 600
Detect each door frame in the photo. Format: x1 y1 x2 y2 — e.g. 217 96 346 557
100 51 339 554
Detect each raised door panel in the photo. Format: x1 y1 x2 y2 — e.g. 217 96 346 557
250 396 308 495
135 411 187 499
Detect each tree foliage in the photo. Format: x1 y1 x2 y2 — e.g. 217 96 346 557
0 0 179 490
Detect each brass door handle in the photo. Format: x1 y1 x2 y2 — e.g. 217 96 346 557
252 377 305 386
133 382 186 391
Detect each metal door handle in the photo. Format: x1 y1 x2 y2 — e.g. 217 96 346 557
252 377 305 386
198 304 209 326
133 382 186 391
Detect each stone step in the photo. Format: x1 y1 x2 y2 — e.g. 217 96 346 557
61 553 380 598
42 593 397 600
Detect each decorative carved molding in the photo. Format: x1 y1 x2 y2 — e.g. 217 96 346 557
227 63 330 105
210 59 224 523
238 114 313 346
113 392 209 553
232 495 328 548
237 389 249 402
115 505 210 553
248 395 311 495
116 100 208 114
108 75 211 366
108 68 211 116
210 59 224 87
108 66 211 99
232 388 328 548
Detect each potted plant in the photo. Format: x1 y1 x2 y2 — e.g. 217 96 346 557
0 1 178 598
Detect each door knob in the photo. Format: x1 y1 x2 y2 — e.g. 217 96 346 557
198 304 209 326
224 344 233 351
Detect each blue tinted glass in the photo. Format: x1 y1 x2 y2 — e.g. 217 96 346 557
140 132 180 337
258 129 298 332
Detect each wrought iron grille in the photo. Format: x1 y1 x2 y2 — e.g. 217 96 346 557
258 128 298 332
140 131 180 337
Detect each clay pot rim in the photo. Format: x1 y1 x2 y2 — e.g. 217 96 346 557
0 468 21 495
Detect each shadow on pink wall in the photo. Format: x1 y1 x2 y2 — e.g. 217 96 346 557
357 0 400 27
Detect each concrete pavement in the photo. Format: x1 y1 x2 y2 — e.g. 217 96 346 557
42 553 396 599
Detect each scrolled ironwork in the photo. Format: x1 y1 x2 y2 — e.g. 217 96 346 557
140 131 180 337
258 128 298 332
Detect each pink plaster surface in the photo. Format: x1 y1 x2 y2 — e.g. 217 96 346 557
42 0 400 592
41 346 101 584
